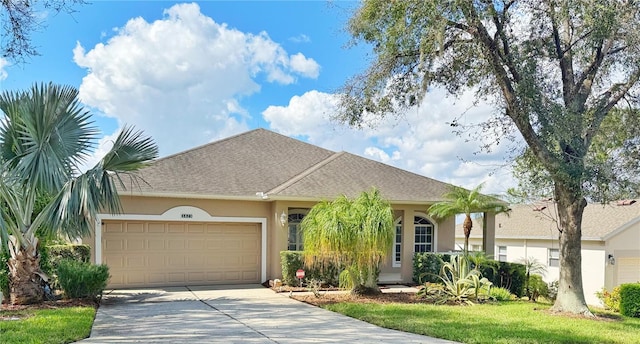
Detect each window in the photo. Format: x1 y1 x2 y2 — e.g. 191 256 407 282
414 216 434 253
395 215 436 267
549 248 559 267
393 224 402 267
471 244 483 252
498 246 507 262
287 213 306 251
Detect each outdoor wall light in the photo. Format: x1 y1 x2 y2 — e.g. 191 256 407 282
279 211 287 227
608 254 616 265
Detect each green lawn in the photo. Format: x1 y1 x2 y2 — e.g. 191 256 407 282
324 301 640 344
0 306 95 344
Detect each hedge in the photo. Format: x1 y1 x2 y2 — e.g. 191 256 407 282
413 252 525 297
620 283 640 318
280 251 340 286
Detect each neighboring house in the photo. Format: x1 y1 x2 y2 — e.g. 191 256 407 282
456 202 640 305
84 129 500 288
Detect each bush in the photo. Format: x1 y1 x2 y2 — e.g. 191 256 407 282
413 252 452 283
548 280 559 301
479 260 526 298
45 244 91 289
280 251 340 287
413 253 525 297
596 286 621 312
619 283 640 318
528 274 549 301
57 259 109 300
490 287 514 301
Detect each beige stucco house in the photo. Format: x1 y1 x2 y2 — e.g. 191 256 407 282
85 128 499 288
456 201 640 305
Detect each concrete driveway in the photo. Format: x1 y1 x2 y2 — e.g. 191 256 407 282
77 284 458 343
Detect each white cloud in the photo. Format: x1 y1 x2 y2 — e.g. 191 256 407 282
73 3 319 156
263 88 520 196
289 34 311 43
290 53 320 78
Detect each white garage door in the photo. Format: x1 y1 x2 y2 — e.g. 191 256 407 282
617 257 640 285
102 220 261 288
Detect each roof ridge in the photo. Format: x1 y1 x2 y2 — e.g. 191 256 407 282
267 151 345 195
339 151 455 188
151 128 265 163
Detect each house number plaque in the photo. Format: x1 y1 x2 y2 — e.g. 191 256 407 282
181 214 193 219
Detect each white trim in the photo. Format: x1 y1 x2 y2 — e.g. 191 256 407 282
392 219 402 268
414 212 438 253
95 205 268 283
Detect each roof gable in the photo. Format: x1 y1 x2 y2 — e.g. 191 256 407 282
456 202 640 240
125 128 454 202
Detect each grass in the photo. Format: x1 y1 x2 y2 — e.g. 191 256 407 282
0 306 95 344
323 301 640 344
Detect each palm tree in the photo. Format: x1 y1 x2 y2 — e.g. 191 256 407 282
301 188 393 295
428 184 509 253
0 83 158 305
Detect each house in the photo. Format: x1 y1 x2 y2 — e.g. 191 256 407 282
456 202 640 305
84 128 500 288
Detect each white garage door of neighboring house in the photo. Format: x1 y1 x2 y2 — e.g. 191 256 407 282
102 220 261 288
617 257 640 285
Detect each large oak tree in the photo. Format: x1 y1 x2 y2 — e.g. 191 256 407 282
339 0 640 315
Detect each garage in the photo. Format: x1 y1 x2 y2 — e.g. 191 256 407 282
616 257 640 285
101 220 261 288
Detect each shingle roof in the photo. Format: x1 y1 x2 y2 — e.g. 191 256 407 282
455 201 640 241
123 128 454 202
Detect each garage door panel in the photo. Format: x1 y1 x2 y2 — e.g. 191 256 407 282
618 257 640 284
126 238 145 250
168 224 185 233
148 239 165 250
103 220 261 288
167 239 185 250
125 223 144 233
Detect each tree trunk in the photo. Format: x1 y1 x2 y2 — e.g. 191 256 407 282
463 214 472 253
551 183 593 316
8 246 44 305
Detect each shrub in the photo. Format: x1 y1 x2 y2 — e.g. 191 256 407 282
619 283 640 318
480 260 526 298
57 259 109 300
45 244 91 290
596 286 621 312
433 255 492 305
413 252 452 283
413 253 525 297
527 274 549 302
47 244 90 265
490 287 514 301
280 251 340 287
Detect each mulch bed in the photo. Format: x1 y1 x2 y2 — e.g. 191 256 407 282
292 291 424 307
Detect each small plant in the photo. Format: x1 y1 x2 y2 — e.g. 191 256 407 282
57 259 110 300
306 278 324 298
490 287 514 301
437 255 492 305
596 286 621 312
417 282 446 301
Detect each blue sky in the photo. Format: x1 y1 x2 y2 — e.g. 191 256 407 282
0 1 518 195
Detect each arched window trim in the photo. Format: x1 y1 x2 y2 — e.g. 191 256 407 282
393 212 438 268
287 209 308 251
